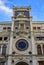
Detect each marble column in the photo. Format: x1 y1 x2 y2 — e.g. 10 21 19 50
7 18 14 65
32 57 37 65
30 17 35 54
30 17 37 65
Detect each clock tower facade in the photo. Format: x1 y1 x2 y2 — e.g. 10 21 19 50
8 7 36 65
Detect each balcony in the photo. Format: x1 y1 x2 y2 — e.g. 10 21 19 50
35 40 44 44
35 37 44 43
14 29 31 35
12 16 32 21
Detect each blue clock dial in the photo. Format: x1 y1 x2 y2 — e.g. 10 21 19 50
18 41 26 49
16 39 28 51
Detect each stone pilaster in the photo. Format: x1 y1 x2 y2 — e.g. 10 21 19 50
7 18 14 65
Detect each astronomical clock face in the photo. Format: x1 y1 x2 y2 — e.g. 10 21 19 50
13 38 31 54
15 39 28 51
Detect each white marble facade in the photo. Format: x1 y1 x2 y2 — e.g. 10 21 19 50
0 7 44 65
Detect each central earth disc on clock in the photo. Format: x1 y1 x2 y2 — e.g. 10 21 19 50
15 39 28 51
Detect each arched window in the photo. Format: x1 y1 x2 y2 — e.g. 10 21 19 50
37 45 42 55
2 45 7 56
43 45 44 54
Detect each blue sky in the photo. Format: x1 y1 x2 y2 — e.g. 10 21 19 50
0 0 44 22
